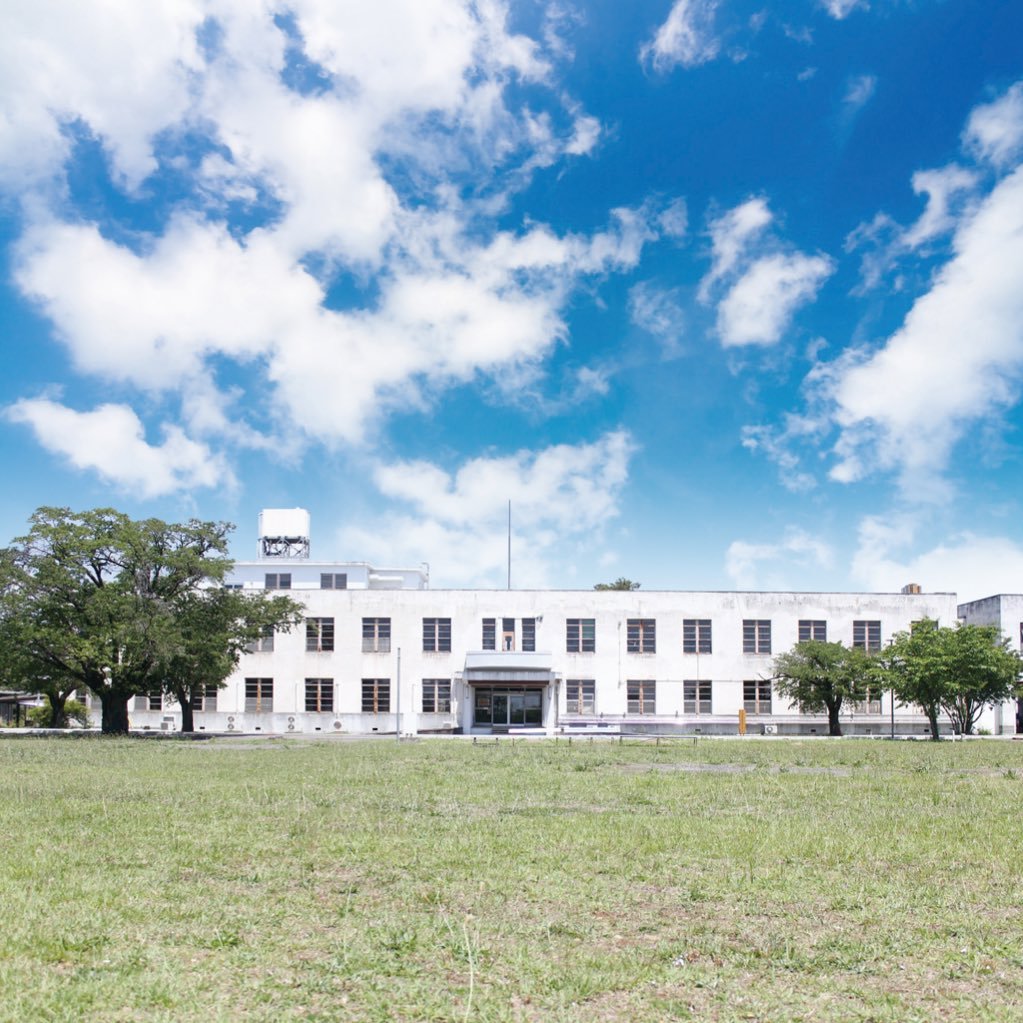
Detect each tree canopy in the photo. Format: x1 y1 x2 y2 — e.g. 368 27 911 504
593 578 640 591
880 619 1021 738
159 587 302 733
0 507 297 734
772 640 878 736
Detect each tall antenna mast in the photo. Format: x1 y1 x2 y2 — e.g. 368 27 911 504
507 499 512 590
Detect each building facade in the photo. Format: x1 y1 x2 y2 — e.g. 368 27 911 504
122 508 1023 738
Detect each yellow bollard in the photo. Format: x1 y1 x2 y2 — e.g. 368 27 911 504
738 708 747 736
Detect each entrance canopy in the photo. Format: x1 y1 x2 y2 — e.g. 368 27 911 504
463 650 555 685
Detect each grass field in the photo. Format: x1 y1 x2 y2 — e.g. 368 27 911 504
2 735 1022 1022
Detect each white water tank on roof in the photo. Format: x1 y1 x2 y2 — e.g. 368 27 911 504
258 508 311 559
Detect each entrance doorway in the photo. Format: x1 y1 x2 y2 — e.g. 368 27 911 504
473 686 544 728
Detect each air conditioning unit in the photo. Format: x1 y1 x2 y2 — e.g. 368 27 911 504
161 716 175 732
227 715 235 732
333 719 343 730
287 716 296 732
762 723 778 735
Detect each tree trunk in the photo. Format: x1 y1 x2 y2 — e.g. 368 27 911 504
926 706 941 741
177 689 195 734
47 692 69 728
827 701 843 737
99 692 131 734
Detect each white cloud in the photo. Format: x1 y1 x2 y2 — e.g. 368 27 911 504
820 0 867 19
902 165 979 248
725 529 834 590
0 1 205 192
851 514 1023 605
841 73 877 118
741 416 823 492
628 282 685 357
699 197 773 300
338 431 634 587
963 81 1023 169
4 0 658 490
5 400 231 498
716 252 833 346
640 0 720 72
827 164 1023 488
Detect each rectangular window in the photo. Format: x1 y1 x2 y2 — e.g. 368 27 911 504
362 617 391 653
682 619 712 654
521 618 536 652
566 618 596 653
854 687 884 714
246 624 274 654
627 680 656 714
422 617 452 652
190 684 219 712
502 617 516 651
304 678 334 713
743 680 772 715
627 619 656 654
188 684 214 711
264 573 291 589
683 680 713 714
565 679 595 714
743 619 772 654
482 618 496 651
421 679 451 714
146 688 162 711
245 678 273 713
798 620 827 642
306 617 335 652
362 678 390 713
853 620 882 651
320 573 347 589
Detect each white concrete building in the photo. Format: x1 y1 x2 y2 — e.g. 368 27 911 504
125 509 1023 737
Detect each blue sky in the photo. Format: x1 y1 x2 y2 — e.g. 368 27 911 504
2 0 1023 598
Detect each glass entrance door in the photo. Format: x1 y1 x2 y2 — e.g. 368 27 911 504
473 687 544 727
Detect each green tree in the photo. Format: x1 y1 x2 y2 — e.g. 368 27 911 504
881 620 1021 739
0 508 234 734
772 640 877 736
160 587 303 733
593 578 641 591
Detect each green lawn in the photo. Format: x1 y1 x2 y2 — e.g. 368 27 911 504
2 735 1022 1022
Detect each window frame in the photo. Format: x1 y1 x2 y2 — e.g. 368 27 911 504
320 573 347 590
682 618 712 654
565 679 595 714
626 679 656 714
422 617 452 653
482 618 496 651
566 618 596 653
743 679 772 715
361 678 390 713
421 678 452 714
306 617 335 653
264 573 291 590
304 678 334 713
798 620 827 643
626 619 656 654
683 679 713 714
852 620 882 652
245 677 274 713
362 617 392 654
742 619 772 654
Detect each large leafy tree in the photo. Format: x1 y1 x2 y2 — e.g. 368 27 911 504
0 508 234 734
881 620 1021 739
160 587 303 733
773 640 877 736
